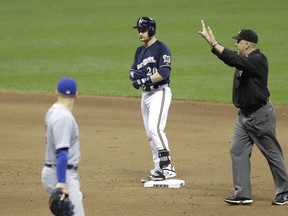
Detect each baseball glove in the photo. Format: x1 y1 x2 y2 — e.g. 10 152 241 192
49 188 74 216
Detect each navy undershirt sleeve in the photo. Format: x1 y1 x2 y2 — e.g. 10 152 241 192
56 148 68 183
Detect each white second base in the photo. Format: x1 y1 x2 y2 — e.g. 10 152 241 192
144 179 185 188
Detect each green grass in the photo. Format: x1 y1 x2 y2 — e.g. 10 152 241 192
0 0 288 104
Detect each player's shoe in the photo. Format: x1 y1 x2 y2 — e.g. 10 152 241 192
140 168 158 183
224 195 253 205
151 164 177 181
272 192 288 205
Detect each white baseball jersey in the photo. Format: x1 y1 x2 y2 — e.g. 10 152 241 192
44 103 80 165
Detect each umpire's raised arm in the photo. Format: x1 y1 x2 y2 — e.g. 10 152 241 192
198 20 224 54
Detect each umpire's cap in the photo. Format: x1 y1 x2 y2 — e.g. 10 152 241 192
56 78 77 95
232 29 258 43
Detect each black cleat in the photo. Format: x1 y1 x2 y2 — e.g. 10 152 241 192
224 195 253 205
272 192 288 205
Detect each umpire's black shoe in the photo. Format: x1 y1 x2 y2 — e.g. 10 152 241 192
272 192 288 205
224 195 253 205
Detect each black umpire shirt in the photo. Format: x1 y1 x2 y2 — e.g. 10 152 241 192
212 48 270 110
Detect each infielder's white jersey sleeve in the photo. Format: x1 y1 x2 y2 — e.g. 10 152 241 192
52 114 74 150
44 103 81 165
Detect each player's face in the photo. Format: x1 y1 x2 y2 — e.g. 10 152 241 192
137 27 150 42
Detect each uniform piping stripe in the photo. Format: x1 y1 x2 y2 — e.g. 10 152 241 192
157 88 167 150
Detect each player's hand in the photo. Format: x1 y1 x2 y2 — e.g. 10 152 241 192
55 182 69 196
198 20 209 41
198 20 217 46
129 70 145 81
132 76 152 89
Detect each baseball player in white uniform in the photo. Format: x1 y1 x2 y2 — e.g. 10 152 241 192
41 77 85 215
129 17 177 183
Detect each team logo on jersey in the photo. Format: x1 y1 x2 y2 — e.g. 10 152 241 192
163 55 171 63
137 56 156 69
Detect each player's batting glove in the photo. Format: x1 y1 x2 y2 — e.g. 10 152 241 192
129 70 145 81
132 76 152 89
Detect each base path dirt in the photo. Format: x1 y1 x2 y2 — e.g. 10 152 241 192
0 92 288 216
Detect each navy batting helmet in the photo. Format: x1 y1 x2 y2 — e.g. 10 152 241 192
133 17 156 37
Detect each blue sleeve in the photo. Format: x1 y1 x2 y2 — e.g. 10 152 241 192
157 42 171 79
157 67 171 79
56 148 68 183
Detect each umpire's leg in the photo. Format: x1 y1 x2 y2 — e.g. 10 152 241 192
247 101 288 195
230 112 254 198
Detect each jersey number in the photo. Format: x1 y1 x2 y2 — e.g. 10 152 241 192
146 67 156 76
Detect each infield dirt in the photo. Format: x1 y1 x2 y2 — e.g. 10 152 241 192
1 92 288 216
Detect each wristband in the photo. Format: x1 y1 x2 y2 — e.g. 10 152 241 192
212 42 218 48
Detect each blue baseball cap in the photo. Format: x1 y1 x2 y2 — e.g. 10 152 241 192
56 78 77 95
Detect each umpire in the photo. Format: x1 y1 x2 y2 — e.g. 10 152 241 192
199 20 288 205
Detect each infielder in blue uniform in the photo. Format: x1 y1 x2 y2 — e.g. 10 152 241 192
199 20 288 205
41 78 85 215
129 16 177 182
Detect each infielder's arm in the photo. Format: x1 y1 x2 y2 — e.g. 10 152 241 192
150 67 170 83
131 67 170 89
198 20 224 54
150 72 164 83
55 148 69 194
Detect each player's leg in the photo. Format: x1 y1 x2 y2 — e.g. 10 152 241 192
41 166 57 195
147 87 176 180
140 93 160 182
147 87 171 151
142 98 160 171
66 170 85 216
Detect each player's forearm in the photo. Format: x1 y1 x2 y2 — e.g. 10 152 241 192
56 148 68 183
150 72 164 83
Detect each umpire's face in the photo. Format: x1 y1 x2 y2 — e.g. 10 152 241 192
235 39 252 56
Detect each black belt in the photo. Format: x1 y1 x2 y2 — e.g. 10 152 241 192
45 163 78 170
142 84 169 92
142 85 159 92
241 100 268 116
